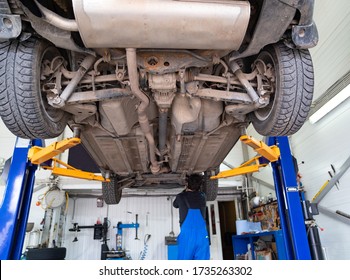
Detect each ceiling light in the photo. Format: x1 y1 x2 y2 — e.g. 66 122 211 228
309 83 350 124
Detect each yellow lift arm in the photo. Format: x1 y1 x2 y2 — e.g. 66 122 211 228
211 134 280 179
28 137 110 182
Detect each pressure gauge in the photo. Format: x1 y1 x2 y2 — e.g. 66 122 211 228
45 189 66 208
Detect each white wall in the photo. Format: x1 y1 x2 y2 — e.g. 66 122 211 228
290 98 350 260
61 196 180 260
59 195 228 260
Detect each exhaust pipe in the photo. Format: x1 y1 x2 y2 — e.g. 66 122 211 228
35 0 79 32
126 48 160 174
158 109 168 160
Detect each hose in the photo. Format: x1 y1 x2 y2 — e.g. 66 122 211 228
139 234 151 260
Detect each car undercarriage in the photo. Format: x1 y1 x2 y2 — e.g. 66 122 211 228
0 0 318 203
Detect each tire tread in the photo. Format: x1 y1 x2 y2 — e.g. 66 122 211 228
0 38 67 139
252 42 314 136
102 176 122 205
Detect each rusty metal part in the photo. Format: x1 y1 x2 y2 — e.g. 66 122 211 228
50 55 96 108
66 88 131 105
61 70 119 85
72 0 250 49
231 61 260 104
189 88 252 103
137 50 212 74
193 73 239 85
149 73 177 92
126 48 160 174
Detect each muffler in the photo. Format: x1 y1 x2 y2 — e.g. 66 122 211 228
72 0 250 49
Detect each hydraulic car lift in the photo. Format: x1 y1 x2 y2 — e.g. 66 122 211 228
0 133 312 259
0 131 109 259
212 135 312 260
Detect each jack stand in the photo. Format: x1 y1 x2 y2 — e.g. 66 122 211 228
0 138 43 260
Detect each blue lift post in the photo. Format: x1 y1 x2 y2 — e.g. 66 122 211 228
268 136 312 260
0 138 43 260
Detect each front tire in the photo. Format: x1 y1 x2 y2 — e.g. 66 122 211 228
0 38 68 139
250 42 314 136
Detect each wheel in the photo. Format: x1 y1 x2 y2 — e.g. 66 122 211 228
250 42 314 136
102 175 123 205
202 167 220 201
0 38 68 139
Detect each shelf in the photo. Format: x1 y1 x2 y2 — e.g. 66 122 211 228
232 230 287 260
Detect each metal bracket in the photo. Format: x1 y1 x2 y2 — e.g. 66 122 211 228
0 14 22 40
211 134 280 179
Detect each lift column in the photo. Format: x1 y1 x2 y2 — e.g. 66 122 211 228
0 138 43 260
267 136 311 260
